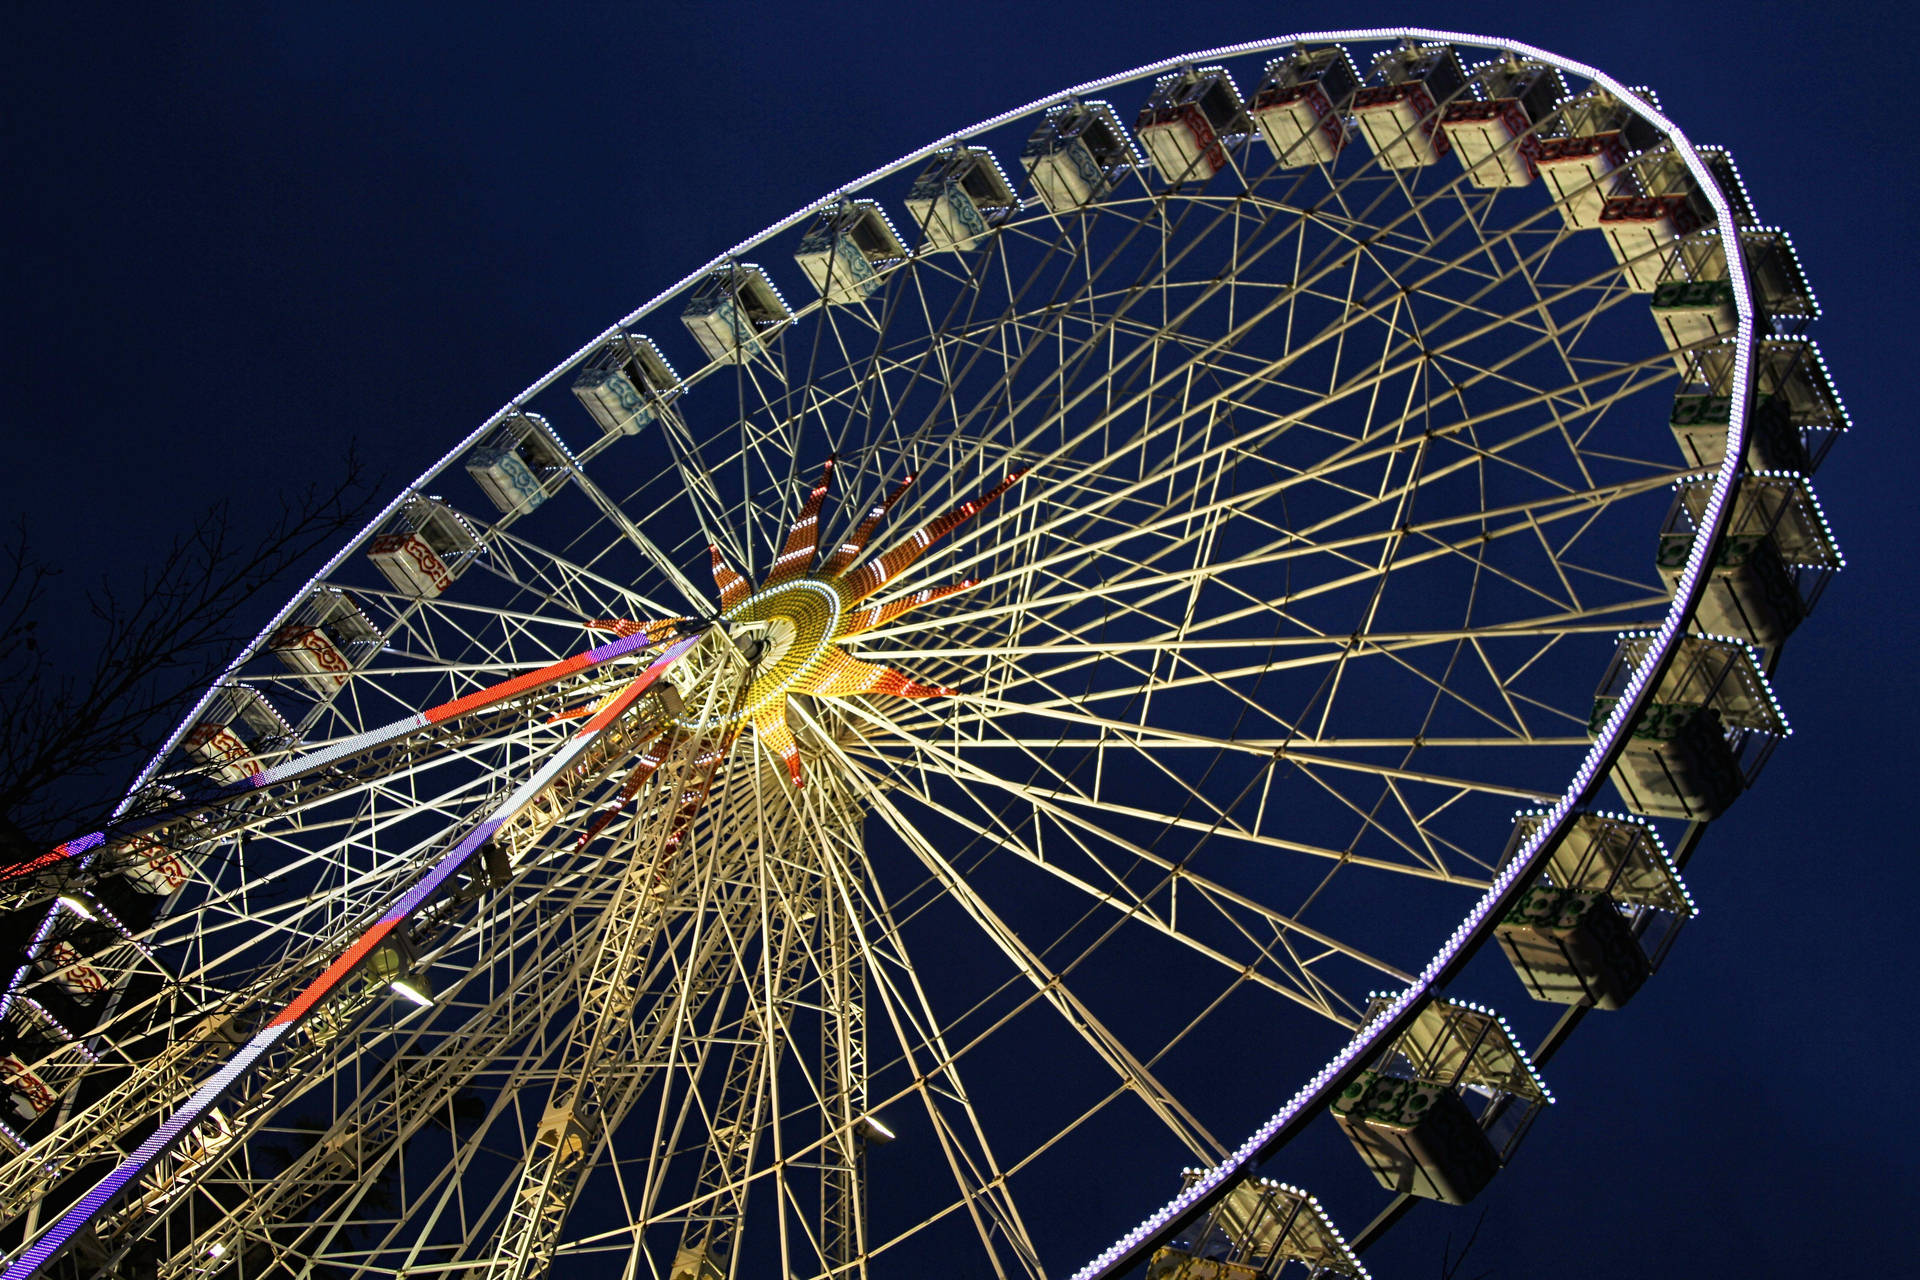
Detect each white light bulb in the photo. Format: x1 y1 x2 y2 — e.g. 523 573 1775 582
389 979 433 1008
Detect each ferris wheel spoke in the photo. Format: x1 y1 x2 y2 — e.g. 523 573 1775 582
859 175 1329 540
543 459 711 614
834 700 1435 962
1 862 443 1224
798 794 1046 1279
482 517 695 622
946 662 1596 757
441 745 845 1278
806 258 953 470
808 726 1407 1257
949 187 1571 503
136 873 614 1277
631 400 749 571
901 468 1677 670
156 737 553 962
817 733 1227 1170
611 810 818 1274
861 339 1678 639
838 744 1381 1028
1 644 691 1252
840 268 1466 594
373 589 582 664
159 746 747 1276
472 530 660 623
865 732 1510 907
867 613 1666 672
550 906 755 1265
845 692 1515 887
895 568 1659 740
1465 228 1608 493
483 743 742 1278
580 793 852 1276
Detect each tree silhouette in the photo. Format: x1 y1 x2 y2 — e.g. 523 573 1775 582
0 452 379 846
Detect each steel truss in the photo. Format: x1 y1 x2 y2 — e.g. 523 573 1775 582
0 28 1828 1280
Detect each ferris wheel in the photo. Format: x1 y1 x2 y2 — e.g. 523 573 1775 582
0 27 1848 1280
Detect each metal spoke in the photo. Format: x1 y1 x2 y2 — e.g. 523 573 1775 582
0 32 1816 1280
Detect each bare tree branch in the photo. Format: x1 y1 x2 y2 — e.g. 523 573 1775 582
1439 1206 1493 1280
0 449 381 842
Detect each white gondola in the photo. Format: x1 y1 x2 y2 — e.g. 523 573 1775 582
570 334 678 438
110 831 199 896
902 147 1017 253
181 685 296 783
1021 100 1137 212
1659 227 1818 347
794 200 907 303
1601 193 1708 292
1740 230 1819 331
1533 133 1628 228
34 928 140 1004
1350 42 1466 169
1333 998 1549 1204
464 411 574 515
1134 66 1246 185
1534 88 1658 228
269 587 383 696
1250 46 1359 167
1440 58 1564 187
1 1004 94 1124
1498 884 1650 1008
1496 811 1694 1010
366 495 484 599
1651 275 1739 367
102 784 210 896
680 263 792 364
1149 1171 1365 1280
1672 337 1846 475
1 1055 59 1125
1589 633 1788 821
1670 390 1805 475
1751 338 1848 469
1657 472 1842 652
1601 145 1714 291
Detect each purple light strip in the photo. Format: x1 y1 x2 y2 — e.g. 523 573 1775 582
4 635 695 1279
0 627 667 892
0 629 674 1043
3 1026 292 1280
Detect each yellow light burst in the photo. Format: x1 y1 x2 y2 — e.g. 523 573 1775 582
696 457 1025 785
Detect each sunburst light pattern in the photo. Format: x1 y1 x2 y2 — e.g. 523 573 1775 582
696 457 1025 785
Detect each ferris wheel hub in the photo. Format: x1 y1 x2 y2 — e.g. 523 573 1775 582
699 578 844 730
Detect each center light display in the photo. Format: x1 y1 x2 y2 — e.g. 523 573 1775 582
596 458 1025 785
707 457 1025 784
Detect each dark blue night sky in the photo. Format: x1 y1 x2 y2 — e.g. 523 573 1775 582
4 2 1915 1275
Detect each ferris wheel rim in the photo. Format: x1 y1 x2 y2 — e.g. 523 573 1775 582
17 26 1773 1280
127 25 1751 805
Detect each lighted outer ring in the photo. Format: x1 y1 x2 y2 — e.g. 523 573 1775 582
1057 34 1756 1280
112 27 1755 1272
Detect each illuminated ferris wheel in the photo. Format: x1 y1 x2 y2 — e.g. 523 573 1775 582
0 28 1847 1280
